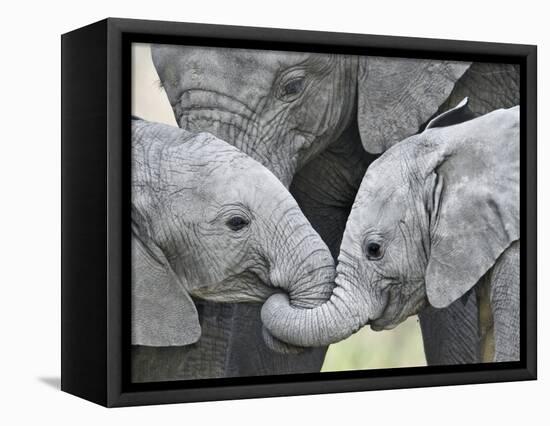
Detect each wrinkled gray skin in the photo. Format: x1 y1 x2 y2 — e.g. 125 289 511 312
149 45 520 377
131 118 334 381
263 102 520 362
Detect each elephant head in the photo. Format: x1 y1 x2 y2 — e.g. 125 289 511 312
261 99 519 346
151 45 471 187
131 118 334 347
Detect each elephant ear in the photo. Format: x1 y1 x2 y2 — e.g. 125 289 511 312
357 56 470 153
131 213 201 347
425 97 475 129
423 107 520 308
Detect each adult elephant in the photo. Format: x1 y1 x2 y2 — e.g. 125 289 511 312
131 118 334 381
148 45 519 377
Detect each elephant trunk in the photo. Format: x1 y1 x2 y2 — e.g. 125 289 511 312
266 199 336 309
261 257 379 347
258 195 337 353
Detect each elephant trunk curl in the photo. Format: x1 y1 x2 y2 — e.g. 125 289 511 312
259 198 338 353
261 260 374 348
265 199 336 307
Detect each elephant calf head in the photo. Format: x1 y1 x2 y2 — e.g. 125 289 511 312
261 99 519 346
131 118 335 347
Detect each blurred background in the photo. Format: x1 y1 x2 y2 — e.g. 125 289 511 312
131 43 427 372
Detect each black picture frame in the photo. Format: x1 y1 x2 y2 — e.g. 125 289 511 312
61 17 537 407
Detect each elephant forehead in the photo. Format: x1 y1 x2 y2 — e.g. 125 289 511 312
351 190 407 234
167 154 283 209
351 165 411 235
358 159 409 206
154 45 312 91
152 45 339 107
154 44 316 74
158 131 240 165
206 160 285 203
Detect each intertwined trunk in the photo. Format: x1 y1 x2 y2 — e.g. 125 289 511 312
261 260 374 347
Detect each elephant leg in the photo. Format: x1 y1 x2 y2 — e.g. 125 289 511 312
489 241 520 362
224 304 326 376
476 273 495 362
419 291 481 365
131 300 235 381
132 300 328 382
418 244 520 366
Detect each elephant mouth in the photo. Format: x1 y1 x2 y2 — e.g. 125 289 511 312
190 271 278 304
191 284 276 304
370 316 404 331
369 286 427 331
369 300 399 331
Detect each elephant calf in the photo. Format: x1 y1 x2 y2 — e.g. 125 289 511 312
131 117 334 355
262 99 520 363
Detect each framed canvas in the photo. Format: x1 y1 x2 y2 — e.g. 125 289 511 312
61 18 537 407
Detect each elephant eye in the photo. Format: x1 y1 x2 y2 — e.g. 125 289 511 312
365 241 383 260
279 77 305 101
226 215 250 231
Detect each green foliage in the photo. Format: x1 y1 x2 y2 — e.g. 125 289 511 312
321 316 426 371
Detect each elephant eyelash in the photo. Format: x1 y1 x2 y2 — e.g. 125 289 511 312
155 78 165 90
362 229 386 243
210 204 253 224
225 216 250 232
281 77 306 97
275 68 308 101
